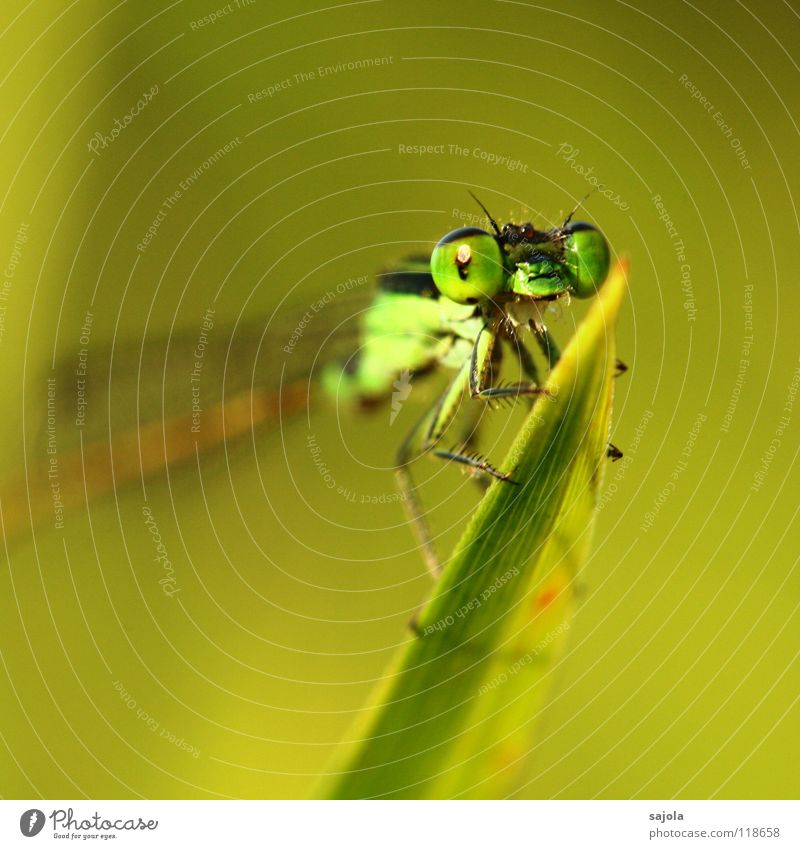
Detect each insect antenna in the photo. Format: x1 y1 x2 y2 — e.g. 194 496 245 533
563 187 600 226
468 190 501 237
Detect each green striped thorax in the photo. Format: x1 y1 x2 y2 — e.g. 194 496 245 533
430 218 611 305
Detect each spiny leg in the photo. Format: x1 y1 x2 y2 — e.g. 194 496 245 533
402 327 544 631
395 358 472 580
459 329 504 447
454 332 513 492
428 323 553 486
512 331 542 389
530 322 562 371
395 417 442 581
470 323 551 403
424 322 553 488
454 391 494 494
535 323 627 380
397 334 529 581
504 329 545 448
433 447 518 484
459 393 485 452
398 361 480 635
397 322 571 582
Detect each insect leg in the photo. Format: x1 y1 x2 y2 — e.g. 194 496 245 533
419 324 546 488
514 333 542 388
469 324 550 402
395 358 471 579
504 326 542 415
459 393 485 451
432 447 518 484
453 395 494 493
531 324 562 370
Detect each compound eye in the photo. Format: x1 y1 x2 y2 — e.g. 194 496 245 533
430 227 505 304
563 222 611 299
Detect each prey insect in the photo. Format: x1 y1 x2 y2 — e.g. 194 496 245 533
324 194 621 578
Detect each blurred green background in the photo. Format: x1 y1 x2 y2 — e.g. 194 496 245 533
0 0 797 798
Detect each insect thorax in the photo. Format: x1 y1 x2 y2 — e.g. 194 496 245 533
501 297 549 333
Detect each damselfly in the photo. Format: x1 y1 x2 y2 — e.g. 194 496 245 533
323 194 621 576
5 196 622 567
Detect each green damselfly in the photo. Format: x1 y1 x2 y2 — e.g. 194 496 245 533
4 196 622 569
323 193 622 576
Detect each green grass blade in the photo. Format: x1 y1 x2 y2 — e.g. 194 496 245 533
319 261 628 799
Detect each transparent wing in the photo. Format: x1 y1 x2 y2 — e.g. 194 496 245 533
3 289 371 543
